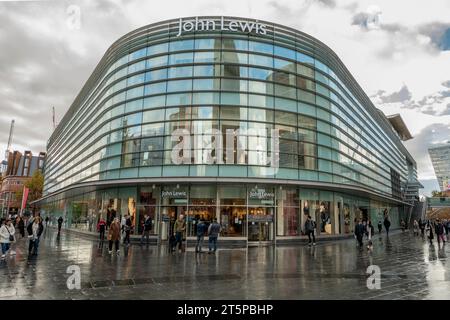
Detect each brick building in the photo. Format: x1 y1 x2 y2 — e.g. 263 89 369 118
0 150 46 216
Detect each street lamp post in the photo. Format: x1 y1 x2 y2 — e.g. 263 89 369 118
5 191 10 218
0 198 4 218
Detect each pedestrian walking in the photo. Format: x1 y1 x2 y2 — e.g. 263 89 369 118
354 219 365 248
18 217 25 238
108 217 121 255
97 218 107 242
123 215 132 246
0 219 16 259
168 233 176 253
304 215 316 246
195 219 206 253
419 219 426 239
435 219 446 245
140 214 152 245
207 218 221 254
413 220 419 236
27 216 44 256
57 216 63 234
425 221 434 245
400 219 406 232
362 220 368 238
45 216 49 227
173 214 186 253
383 215 391 237
367 222 374 250
377 220 382 235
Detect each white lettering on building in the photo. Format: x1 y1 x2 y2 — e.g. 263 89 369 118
176 17 267 37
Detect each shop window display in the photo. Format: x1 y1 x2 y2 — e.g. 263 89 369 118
277 188 300 236
220 203 246 237
343 203 351 233
318 201 331 234
137 186 159 234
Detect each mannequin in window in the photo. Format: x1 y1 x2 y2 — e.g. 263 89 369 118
320 202 327 232
303 201 309 216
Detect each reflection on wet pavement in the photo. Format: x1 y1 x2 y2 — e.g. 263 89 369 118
0 228 449 299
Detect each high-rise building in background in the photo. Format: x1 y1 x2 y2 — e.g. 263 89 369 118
429 141 450 192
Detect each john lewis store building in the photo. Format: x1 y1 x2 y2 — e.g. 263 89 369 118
38 16 420 245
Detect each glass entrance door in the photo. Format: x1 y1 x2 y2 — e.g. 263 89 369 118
247 207 274 242
248 221 272 241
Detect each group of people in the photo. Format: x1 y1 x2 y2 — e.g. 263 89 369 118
413 218 450 246
97 215 141 254
354 215 395 250
0 214 45 259
95 215 129 255
172 214 221 254
96 213 222 255
96 214 152 255
302 211 392 250
356 217 392 250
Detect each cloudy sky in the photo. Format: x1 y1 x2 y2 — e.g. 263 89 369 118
0 0 449 195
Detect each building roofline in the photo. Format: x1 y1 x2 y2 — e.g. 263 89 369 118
47 16 416 169
386 114 413 141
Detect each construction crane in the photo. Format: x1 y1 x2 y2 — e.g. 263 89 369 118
52 106 56 130
1 119 14 174
5 119 14 159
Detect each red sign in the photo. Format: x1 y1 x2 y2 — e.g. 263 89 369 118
21 186 29 215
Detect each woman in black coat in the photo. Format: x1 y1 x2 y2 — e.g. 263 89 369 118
18 217 25 238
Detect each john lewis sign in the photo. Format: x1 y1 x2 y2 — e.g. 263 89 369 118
249 189 275 200
177 17 267 37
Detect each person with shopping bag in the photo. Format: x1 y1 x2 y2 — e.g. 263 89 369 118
0 219 16 258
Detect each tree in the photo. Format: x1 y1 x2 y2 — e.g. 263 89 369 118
431 190 443 198
25 170 44 214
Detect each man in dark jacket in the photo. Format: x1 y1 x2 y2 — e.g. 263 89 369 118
354 220 365 248
304 215 316 246
140 214 152 245
18 217 25 238
419 219 426 238
383 216 391 237
435 219 445 245
123 215 132 246
195 219 207 253
207 218 221 254
57 216 63 233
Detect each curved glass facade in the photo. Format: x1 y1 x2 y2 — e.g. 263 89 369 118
39 17 418 243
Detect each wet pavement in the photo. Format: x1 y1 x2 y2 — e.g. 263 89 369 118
1 228 449 300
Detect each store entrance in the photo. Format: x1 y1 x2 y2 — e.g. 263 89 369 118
161 206 187 241
247 207 274 244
